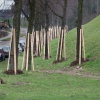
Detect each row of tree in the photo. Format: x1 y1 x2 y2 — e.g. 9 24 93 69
7 0 86 74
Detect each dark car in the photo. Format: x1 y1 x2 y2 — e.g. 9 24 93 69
3 46 10 58
0 48 5 61
19 40 25 52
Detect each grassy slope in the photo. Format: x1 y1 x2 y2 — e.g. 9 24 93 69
0 16 100 100
34 15 100 74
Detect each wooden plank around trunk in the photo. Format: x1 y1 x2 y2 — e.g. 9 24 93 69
31 33 34 71
13 29 17 74
26 33 29 71
59 29 63 60
79 29 82 65
7 28 13 70
64 28 66 59
22 34 27 70
82 28 86 61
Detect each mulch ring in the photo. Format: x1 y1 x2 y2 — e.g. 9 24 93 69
70 58 89 66
3 69 23 75
0 30 8 38
53 58 67 64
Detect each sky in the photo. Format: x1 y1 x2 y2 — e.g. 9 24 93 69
0 0 14 10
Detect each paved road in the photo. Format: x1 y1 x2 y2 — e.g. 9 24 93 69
0 28 27 48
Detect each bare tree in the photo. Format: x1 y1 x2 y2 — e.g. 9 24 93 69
76 0 83 61
22 0 36 70
48 0 68 61
7 0 22 74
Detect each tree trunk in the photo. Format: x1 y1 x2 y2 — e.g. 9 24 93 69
9 0 22 70
44 0 50 59
27 0 36 70
76 0 83 61
56 0 67 61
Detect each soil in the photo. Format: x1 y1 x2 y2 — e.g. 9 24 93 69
53 58 66 64
38 67 100 79
70 58 89 66
0 30 8 38
4 69 23 75
12 82 31 86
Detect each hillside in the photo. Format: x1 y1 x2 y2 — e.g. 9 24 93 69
32 15 100 75
66 15 100 73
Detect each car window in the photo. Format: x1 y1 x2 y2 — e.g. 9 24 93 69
3 47 9 50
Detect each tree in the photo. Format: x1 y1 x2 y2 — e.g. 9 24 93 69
48 0 67 61
35 0 51 59
76 0 83 61
7 0 22 74
22 0 36 70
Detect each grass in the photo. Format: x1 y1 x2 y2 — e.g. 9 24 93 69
0 70 100 100
0 16 100 100
2 32 25 41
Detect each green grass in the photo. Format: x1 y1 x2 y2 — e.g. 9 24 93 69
0 16 100 100
2 32 25 41
2 38 11 41
0 71 100 100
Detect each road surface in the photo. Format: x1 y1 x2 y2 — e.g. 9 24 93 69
0 28 27 48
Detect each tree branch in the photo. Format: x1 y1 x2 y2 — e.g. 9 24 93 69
22 9 29 21
47 3 63 19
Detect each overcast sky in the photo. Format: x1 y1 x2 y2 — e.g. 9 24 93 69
0 0 14 10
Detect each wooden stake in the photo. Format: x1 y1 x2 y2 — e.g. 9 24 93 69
26 33 29 71
36 31 38 56
40 30 43 56
64 28 66 59
59 29 63 60
48 31 50 59
79 29 82 65
43 30 46 59
38 31 41 56
13 29 17 74
49 30 51 58
31 33 34 71
22 34 27 70
81 28 86 61
56 28 61 60
7 28 13 70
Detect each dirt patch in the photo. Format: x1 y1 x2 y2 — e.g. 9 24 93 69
39 67 100 79
70 58 89 66
53 58 66 64
12 82 31 86
0 30 8 38
3 69 23 75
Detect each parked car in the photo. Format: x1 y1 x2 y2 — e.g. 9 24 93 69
19 40 25 52
0 48 5 61
3 46 10 58
19 43 24 52
19 40 25 47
